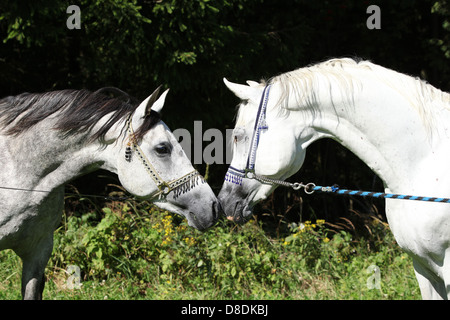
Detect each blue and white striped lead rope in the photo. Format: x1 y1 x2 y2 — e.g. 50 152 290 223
310 184 450 204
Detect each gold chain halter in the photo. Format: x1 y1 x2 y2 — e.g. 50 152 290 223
125 114 205 199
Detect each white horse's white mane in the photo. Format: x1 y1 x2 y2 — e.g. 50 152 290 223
269 58 450 132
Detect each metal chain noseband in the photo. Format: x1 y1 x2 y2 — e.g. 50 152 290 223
126 114 204 199
225 165 311 191
247 171 314 192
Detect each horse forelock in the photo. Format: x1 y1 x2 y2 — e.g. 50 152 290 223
0 88 161 143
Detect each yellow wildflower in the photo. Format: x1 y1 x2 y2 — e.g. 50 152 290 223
183 237 196 246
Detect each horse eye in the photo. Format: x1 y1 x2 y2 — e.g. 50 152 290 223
233 128 245 143
155 143 171 155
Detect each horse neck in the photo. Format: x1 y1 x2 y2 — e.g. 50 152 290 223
279 74 450 193
7 116 116 193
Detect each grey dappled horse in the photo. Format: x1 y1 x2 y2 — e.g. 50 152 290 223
0 86 220 299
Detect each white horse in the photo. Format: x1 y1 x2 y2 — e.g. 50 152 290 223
219 58 450 299
0 86 220 299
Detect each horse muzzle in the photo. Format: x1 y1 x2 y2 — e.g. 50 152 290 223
186 199 222 230
218 183 253 223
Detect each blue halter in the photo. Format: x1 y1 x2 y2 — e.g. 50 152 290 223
225 85 271 185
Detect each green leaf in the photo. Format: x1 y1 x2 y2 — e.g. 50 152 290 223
230 266 237 277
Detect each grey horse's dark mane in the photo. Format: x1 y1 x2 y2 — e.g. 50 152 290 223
0 87 161 143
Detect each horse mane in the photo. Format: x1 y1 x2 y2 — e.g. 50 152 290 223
269 58 450 131
0 88 161 143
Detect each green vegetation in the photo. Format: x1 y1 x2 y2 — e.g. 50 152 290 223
0 200 419 300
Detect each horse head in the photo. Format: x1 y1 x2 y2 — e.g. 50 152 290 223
115 87 220 230
218 79 306 222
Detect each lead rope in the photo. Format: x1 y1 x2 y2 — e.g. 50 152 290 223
255 177 450 204
309 184 450 203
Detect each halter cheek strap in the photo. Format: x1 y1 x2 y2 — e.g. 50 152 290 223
126 115 204 199
247 84 271 171
225 85 271 185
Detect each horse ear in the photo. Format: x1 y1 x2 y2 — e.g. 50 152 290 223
135 85 169 119
246 80 260 88
135 86 161 118
223 78 254 101
150 88 170 114
144 85 162 115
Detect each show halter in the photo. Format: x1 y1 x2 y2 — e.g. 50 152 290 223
225 84 274 185
225 84 306 189
126 114 205 199
224 84 450 204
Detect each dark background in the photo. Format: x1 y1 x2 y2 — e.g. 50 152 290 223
1 0 449 231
